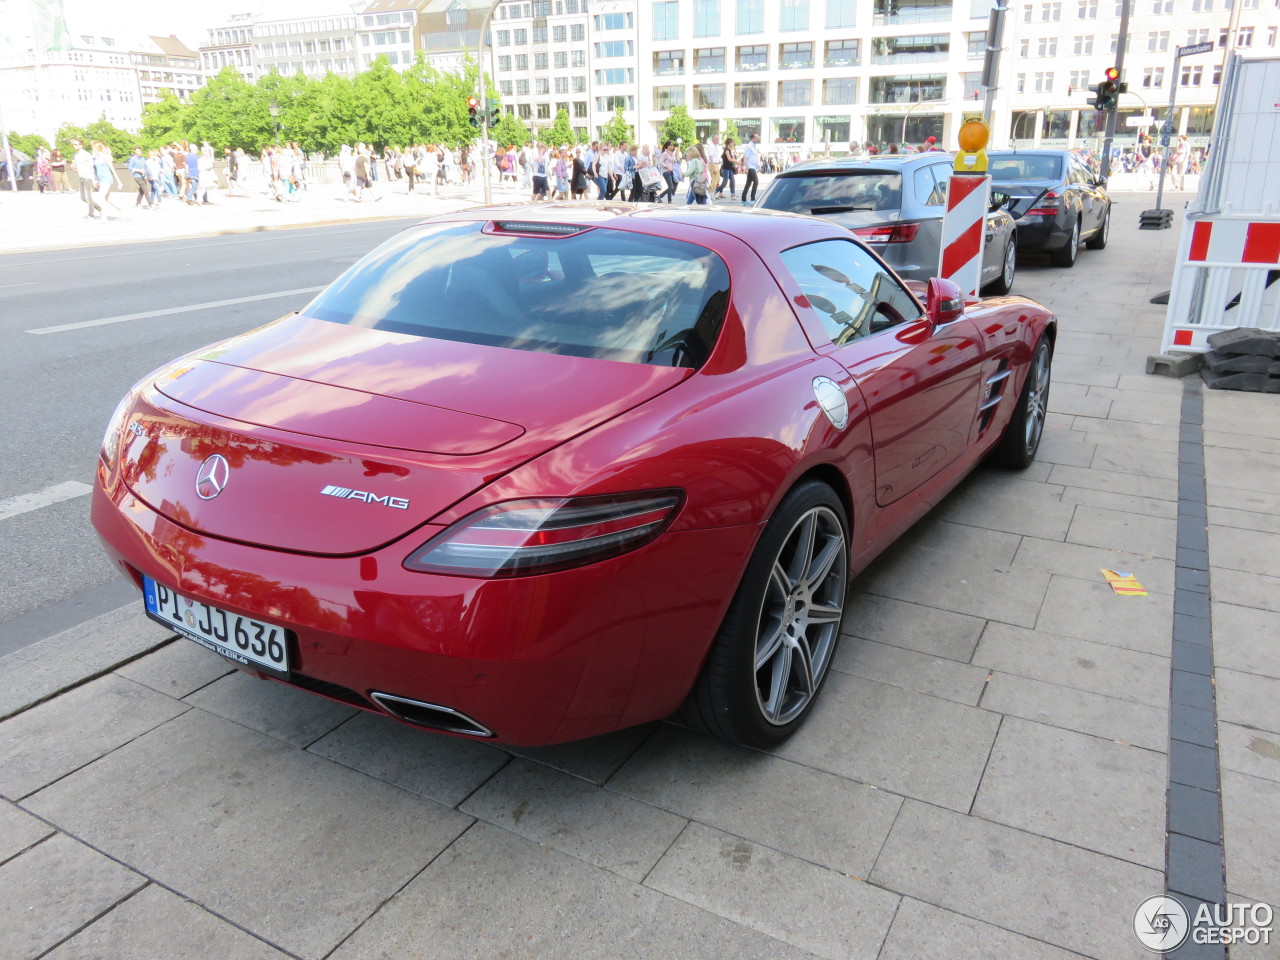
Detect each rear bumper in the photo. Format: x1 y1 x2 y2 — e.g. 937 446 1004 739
92 472 760 745
1011 217 1068 253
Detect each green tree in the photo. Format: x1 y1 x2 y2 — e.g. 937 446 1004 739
491 110 531 147
546 108 574 146
660 105 696 148
84 115 134 158
139 90 189 149
54 122 88 157
599 108 633 146
188 66 270 149
7 132 50 154
352 56 410 150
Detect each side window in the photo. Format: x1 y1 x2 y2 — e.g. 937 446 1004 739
779 239 924 346
1068 158 1088 184
914 165 947 206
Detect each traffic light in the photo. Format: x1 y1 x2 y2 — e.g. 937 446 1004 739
1094 67 1121 111
467 96 479 129
488 99 501 126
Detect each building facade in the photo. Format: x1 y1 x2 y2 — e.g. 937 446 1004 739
200 14 257 82
491 0 595 136
133 35 203 105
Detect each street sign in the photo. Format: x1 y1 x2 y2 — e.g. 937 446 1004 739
1126 115 1155 128
1177 41 1215 57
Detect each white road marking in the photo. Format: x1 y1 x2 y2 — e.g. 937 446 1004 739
25 286 326 335
0 481 93 521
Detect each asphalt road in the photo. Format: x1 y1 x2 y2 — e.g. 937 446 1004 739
0 218 421 655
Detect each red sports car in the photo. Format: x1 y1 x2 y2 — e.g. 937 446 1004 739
93 203 1054 748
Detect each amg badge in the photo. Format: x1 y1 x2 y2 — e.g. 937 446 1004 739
320 485 410 510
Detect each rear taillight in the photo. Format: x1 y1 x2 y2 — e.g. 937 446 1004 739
851 223 920 244
404 491 683 578
1025 191 1061 216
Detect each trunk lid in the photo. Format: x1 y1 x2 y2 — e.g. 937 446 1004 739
122 315 690 555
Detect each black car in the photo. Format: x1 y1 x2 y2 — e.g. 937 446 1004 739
987 150 1111 268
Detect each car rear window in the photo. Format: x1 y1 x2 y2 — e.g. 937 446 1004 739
758 171 904 215
305 221 731 368
988 155 1063 181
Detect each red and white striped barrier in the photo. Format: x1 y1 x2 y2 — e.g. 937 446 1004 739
1161 214 1280 352
938 175 991 298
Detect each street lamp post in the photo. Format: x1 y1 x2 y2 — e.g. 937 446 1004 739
474 0 503 204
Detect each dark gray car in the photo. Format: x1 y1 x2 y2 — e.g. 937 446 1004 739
754 153 1018 295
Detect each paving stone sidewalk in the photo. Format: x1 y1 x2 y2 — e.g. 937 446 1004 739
3 191 1276 960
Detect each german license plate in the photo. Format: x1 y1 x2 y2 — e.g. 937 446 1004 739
143 575 290 677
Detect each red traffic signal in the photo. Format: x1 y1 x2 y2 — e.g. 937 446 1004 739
467 96 480 110
1104 66 1120 81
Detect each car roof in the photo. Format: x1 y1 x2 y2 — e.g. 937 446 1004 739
777 154 950 177
986 149 1072 157
421 200 842 250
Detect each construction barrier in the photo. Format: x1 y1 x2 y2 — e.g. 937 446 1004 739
938 174 990 298
1160 214 1280 353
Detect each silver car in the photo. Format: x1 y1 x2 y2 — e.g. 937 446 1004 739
754 153 1018 296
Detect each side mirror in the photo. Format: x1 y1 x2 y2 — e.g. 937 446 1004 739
926 277 966 326
989 191 1009 212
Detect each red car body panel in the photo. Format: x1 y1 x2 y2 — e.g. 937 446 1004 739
93 203 1054 744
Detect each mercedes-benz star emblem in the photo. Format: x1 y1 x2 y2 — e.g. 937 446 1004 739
195 454 230 501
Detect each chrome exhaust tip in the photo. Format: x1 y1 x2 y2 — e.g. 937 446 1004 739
369 692 494 738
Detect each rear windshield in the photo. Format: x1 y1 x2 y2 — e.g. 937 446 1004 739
305 221 731 368
988 155 1063 181
758 171 904 215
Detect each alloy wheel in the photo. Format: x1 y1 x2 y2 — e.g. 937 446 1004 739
753 505 847 726
1024 343 1051 454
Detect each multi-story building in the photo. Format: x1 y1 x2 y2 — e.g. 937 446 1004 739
133 35 203 105
357 0 426 72
0 29 143 138
251 12 361 79
511 0 1279 150
200 14 257 82
492 0 595 137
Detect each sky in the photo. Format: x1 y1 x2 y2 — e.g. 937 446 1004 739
55 0 359 50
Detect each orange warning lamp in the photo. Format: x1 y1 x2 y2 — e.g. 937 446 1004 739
954 117 990 174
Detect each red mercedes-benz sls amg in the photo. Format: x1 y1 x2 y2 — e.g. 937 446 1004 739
93 203 1054 747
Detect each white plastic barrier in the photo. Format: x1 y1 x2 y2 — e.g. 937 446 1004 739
1161 214 1280 353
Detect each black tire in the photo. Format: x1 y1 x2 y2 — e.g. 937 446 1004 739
1085 204 1110 249
1049 217 1080 267
986 238 1016 296
995 336 1053 469
679 481 849 748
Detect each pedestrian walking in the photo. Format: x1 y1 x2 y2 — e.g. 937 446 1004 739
50 148 71 193
708 134 722 196
684 145 709 205
659 141 677 203
715 137 738 200
127 146 151 208
531 145 549 200
91 141 123 217
71 139 101 219
742 132 760 205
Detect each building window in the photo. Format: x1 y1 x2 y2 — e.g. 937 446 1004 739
1142 66 1164 87
1147 31 1169 51
554 51 568 67
779 0 809 31
1181 64 1203 86
1077 0 1096 16
966 32 986 58
516 78 530 94
536 77 549 94
572 50 585 66
1038 37 1057 55
1040 1 1061 19
655 50 684 74
516 54 529 69
537 103 550 119
500 80 513 95
654 85 685 108
653 1 680 40
596 67 632 83
596 40 628 57
694 83 726 108
1016 72 1025 92
737 0 764 33
532 25 547 42
497 29 511 45
695 47 726 71
1151 0 1171 11
595 12 631 29
823 76 856 104
519 103 532 118
571 24 584 40
574 101 587 117
736 80 767 107
778 78 811 105
514 28 527 43
826 39 859 66
534 52 548 69
737 44 768 69
1073 34 1093 55
780 41 814 68
694 0 720 37
1238 26 1254 47
871 34 948 64
498 55 512 70
553 25 567 42
873 0 952 25
826 0 855 28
